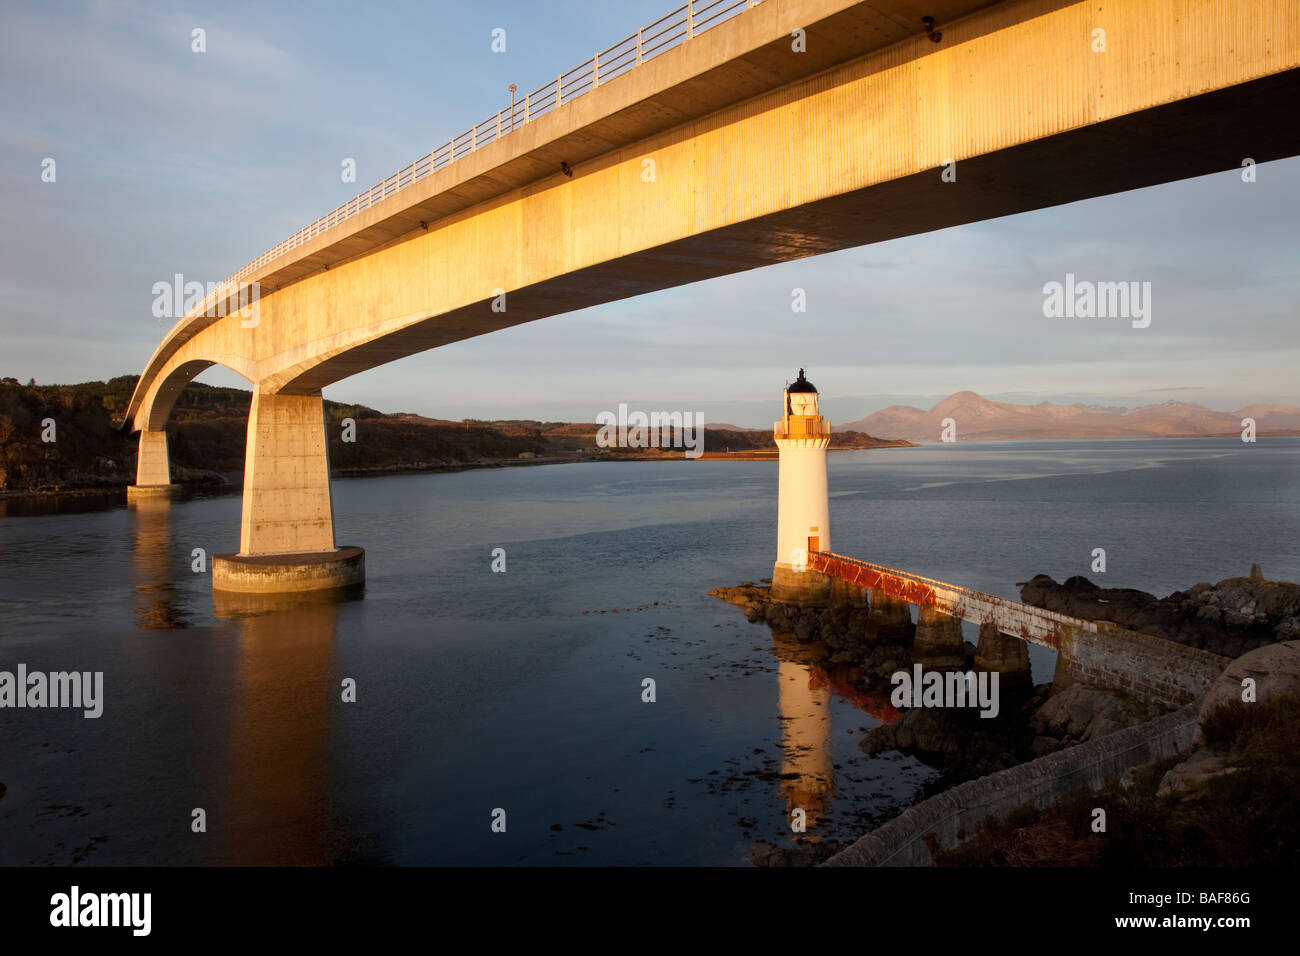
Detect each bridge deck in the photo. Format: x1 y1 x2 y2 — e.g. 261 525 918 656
124 0 1300 430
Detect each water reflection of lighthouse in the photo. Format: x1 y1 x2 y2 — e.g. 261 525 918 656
772 638 904 833
777 657 834 827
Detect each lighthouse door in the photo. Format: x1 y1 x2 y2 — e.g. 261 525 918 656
807 534 819 554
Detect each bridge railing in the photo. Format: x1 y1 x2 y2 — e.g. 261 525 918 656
189 0 760 324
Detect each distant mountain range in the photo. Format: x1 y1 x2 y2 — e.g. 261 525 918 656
835 391 1300 441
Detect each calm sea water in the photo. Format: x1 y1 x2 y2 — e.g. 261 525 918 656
1 437 1297 865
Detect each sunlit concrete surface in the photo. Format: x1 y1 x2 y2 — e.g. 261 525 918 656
120 0 1300 587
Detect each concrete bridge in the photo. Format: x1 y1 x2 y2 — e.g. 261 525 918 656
807 551 1230 707
122 0 1300 591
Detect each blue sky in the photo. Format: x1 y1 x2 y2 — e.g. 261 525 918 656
3 0 1297 427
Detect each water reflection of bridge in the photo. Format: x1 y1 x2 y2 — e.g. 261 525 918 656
128 493 189 630
128 492 356 863
211 589 351 865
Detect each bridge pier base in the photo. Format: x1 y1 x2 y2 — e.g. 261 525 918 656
975 620 1032 687
127 430 178 500
912 605 965 669
212 388 364 594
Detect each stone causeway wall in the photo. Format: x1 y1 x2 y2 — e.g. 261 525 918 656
824 702 1201 867
1055 621 1230 708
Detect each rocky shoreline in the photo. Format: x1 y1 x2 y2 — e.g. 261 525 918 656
710 567 1300 866
2 446 924 503
710 579 1155 760
1019 567 1300 658
0 453 595 502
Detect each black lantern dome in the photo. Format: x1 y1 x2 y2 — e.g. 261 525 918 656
787 368 817 393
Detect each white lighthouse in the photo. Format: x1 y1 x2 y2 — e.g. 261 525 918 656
772 369 833 604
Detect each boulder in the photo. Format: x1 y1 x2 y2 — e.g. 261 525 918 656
1198 639 1300 728
1156 748 1241 797
1021 572 1300 657
859 707 962 755
1030 683 1149 742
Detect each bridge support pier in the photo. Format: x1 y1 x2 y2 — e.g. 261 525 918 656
127 430 178 500
912 605 965 669
212 388 364 594
975 620 1032 688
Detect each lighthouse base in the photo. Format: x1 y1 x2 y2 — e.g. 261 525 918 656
770 563 832 606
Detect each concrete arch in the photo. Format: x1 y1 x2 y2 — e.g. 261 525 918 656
131 348 257 435
124 351 256 505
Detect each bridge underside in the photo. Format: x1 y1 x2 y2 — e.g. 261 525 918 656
283 68 1300 393
133 63 1300 426
122 0 1300 592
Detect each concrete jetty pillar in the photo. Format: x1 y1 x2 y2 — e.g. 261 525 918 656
829 576 869 608
912 604 965 668
975 620 1032 687
868 588 912 628
213 388 364 593
127 429 178 500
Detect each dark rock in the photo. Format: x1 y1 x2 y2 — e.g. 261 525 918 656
1029 683 1151 743
1198 639 1300 730
860 708 962 755
750 839 842 867
1031 735 1063 757
1021 573 1300 658
1157 749 1240 797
